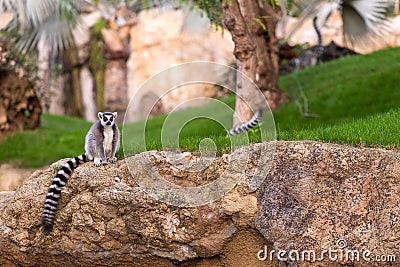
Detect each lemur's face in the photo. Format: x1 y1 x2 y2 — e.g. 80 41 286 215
98 112 117 127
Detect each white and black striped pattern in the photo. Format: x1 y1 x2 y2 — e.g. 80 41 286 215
228 109 263 136
42 154 88 233
313 16 324 61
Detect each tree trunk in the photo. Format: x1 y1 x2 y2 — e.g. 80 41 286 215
222 0 286 126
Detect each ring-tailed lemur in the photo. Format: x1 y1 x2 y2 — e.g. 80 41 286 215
227 109 263 136
42 112 120 233
294 16 324 71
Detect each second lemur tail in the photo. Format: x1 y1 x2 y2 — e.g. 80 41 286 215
313 16 324 61
42 154 88 234
228 109 263 136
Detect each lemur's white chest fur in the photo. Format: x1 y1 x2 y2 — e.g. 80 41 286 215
103 127 114 157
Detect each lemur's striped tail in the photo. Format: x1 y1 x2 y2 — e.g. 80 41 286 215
42 154 88 233
228 109 263 136
313 16 324 60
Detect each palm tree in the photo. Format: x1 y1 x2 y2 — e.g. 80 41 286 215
1 0 390 62
287 0 390 46
0 0 84 53
1 0 391 128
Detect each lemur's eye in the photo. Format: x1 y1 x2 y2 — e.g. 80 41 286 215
103 117 107 122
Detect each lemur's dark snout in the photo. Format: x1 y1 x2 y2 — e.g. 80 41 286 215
106 121 111 125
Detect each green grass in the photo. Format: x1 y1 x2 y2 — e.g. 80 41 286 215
275 46 400 130
0 114 92 167
1 47 400 168
122 97 239 155
278 109 400 147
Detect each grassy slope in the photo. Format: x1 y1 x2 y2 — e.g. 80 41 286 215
275 46 400 145
275 47 400 130
0 114 92 167
122 98 236 155
278 109 400 147
1 47 400 168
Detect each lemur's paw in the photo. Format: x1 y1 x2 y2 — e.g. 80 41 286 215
108 156 117 163
94 158 107 167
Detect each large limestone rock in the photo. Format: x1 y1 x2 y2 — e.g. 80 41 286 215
0 12 13 30
0 141 399 266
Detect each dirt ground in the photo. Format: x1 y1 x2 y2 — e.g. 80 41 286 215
0 164 35 191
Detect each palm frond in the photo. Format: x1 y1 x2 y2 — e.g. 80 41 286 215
286 0 339 40
1 0 84 53
286 0 390 48
25 0 57 29
342 0 389 41
42 14 76 52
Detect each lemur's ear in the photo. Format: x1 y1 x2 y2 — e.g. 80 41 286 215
98 112 103 120
112 112 117 119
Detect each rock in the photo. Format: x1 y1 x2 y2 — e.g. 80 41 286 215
81 11 102 28
73 24 92 64
104 59 128 123
1 141 399 266
101 28 130 60
0 71 42 136
0 164 34 191
79 66 97 122
256 141 400 266
37 37 69 116
0 12 13 30
0 191 14 209
126 8 234 122
140 91 165 117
